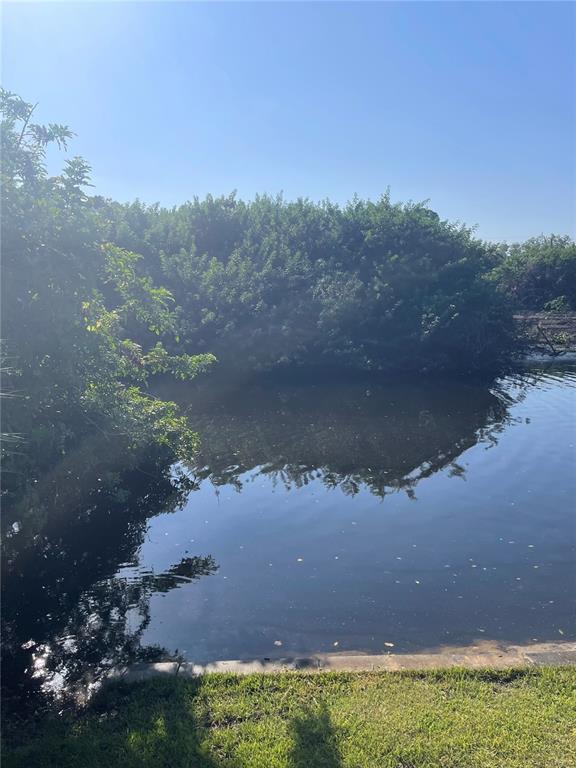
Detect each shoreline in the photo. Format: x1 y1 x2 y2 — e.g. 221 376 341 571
515 311 576 358
112 640 576 682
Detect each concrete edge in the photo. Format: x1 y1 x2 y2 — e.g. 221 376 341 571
109 642 576 683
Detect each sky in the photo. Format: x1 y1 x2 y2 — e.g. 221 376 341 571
2 1 574 242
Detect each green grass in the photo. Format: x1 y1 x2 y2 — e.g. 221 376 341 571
3 668 576 768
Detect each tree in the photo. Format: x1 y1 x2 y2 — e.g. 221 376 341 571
1 90 215 508
492 235 576 311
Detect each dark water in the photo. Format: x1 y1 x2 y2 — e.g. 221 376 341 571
2 366 575 705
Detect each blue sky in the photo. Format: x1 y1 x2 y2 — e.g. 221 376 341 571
2 1 574 242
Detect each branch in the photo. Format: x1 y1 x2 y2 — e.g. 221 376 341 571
16 101 38 151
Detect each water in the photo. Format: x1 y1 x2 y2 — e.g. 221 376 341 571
2 366 575 705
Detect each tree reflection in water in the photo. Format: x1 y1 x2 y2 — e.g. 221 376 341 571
182 373 513 499
3 372 521 714
2 448 217 714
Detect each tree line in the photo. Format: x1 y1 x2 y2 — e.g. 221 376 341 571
2 90 574 509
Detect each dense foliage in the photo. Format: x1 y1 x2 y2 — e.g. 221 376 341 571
491 235 576 311
1 90 214 508
101 194 521 373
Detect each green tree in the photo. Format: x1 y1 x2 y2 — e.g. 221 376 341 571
102 192 521 373
1 90 215 507
492 235 576 311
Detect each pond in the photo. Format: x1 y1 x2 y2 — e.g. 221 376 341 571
2 365 575 706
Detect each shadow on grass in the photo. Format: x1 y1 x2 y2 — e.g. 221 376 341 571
3 678 344 768
3 678 222 768
288 701 343 768
89 677 227 768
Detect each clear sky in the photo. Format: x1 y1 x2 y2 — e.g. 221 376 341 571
2 1 574 242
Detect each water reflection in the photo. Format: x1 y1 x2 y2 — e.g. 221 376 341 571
2 368 575 712
2 450 217 712
138 368 575 662
184 375 511 497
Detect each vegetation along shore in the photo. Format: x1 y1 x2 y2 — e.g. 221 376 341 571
2 87 575 767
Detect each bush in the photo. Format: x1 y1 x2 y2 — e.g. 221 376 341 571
104 194 521 374
492 235 576 311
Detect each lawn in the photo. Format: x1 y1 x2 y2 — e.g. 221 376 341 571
3 668 575 768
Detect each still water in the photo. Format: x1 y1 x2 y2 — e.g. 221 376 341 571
3 366 575 703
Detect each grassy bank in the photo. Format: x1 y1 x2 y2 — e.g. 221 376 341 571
4 668 576 768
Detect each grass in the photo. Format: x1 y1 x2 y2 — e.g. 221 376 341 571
3 668 576 767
